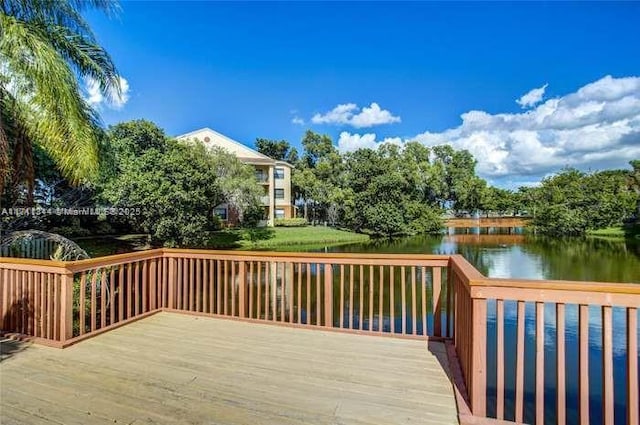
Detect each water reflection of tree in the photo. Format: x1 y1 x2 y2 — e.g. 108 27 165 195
521 236 640 283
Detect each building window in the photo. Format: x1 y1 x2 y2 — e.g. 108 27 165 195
255 169 266 182
214 207 227 220
275 188 285 199
275 208 285 219
274 167 285 179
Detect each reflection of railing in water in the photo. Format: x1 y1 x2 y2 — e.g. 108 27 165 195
0 249 638 425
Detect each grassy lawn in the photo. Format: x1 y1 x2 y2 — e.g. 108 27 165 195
586 224 640 239
209 226 369 250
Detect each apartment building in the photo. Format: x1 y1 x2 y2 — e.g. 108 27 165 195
176 128 294 226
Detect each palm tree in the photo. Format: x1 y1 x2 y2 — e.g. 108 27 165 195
0 0 121 203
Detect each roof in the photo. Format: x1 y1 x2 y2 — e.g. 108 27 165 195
176 127 295 168
176 127 274 162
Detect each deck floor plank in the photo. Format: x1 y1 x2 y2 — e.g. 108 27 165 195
1 312 458 425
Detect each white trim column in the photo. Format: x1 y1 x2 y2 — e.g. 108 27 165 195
268 165 275 226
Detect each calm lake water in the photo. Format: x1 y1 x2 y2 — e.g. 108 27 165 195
75 228 639 425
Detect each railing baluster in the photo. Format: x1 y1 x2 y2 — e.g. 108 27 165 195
316 264 321 326
297 263 302 324
421 267 427 337
47 273 53 339
281 262 286 322
142 261 148 314
209 259 215 315
447 268 453 338
288 262 294 323
101 269 107 328
264 261 270 320
27 271 33 335
128 262 134 317
196 259 202 312
109 268 116 324
257 261 262 319
557 303 566 425
239 261 246 318
224 260 229 316
579 304 589 425
515 300 525 423
53 274 64 341
496 299 504 420
232 261 237 317
79 272 87 335
401 266 406 334
536 302 544 425
38 272 45 337
306 263 311 325
176 258 183 309
411 266 416 335
118 265 124 322
349 265 354 329
134 262 140 317
324 264 333 327
339 264 345 328
162 257 168 308
628 307 638 425
602 306 614 425
1 269 8 331
378 265 384 333
90 270 97 331
358 265 364 330
149 259 157 311
248 261 254 319
433 267 442 337
190 258 195 312
369 265 374 332
216 260 222 314
471 298 487 417
389 265 395 333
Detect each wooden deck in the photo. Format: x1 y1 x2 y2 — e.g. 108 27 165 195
0 312 459 425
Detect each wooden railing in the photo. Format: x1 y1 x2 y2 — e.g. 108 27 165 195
450 254 640 425
161 249 451 337
1 249 639 425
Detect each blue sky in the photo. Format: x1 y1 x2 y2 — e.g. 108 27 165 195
86 1 640 188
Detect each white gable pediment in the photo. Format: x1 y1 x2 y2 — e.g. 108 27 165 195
176 128 273 162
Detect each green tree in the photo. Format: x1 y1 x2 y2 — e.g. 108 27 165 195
102 140 223 247
208 146 262 225
100 121 262 246
0 0 121 203
531 167 637 235
255 138 298 163
629 160 640 218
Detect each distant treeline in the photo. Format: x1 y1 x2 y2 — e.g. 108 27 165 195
257 133 639 236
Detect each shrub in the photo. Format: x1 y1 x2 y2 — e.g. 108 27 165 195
274 218 307 227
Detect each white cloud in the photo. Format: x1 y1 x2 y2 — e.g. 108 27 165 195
516 83 548 108
291 116 305 125
337 132 403 152
335 75 640 187
312 102 400 128
84 76 130 110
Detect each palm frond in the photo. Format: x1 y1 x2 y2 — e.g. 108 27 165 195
1 13 102 184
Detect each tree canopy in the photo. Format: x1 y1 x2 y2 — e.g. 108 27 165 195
0 0 121 204
100 121 262 247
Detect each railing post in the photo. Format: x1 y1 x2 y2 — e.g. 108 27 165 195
149 259 157 310
60 271 74 342
168 257 175 309
324 264 333 327
471 297 487 417
239 261 246 318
